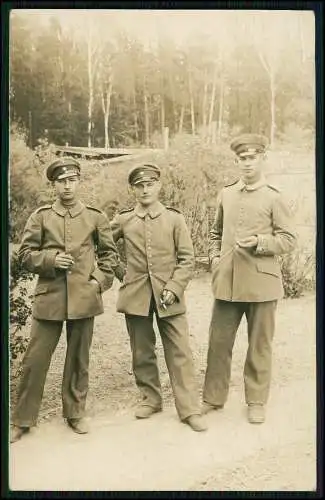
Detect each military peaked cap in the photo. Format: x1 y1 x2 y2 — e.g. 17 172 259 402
230 134 269 157
46 157 81 181
128 164 161 185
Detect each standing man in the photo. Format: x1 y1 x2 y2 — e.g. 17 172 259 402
10 157 121 443
202 134 296 424
110 164 207 432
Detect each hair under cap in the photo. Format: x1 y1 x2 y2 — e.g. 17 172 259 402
128 164 161 185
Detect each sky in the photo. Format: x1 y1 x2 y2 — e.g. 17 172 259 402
11 8 315 50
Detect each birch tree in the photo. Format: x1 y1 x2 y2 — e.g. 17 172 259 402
85 15 100 148
249 11 295 146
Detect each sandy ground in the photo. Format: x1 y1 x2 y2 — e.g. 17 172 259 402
8 273 317 492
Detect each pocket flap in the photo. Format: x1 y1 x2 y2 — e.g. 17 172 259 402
256 261 280 277
34 284 49 296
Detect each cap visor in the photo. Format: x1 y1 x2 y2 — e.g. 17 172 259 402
238 151 260 158
56 172 79 180
132 176 158 185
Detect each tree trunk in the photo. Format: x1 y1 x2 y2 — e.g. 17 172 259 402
202 69 208 134
161 95 165 136
208 62 218 140
101 78 113 149
210 121 217 145
168 70 178 133
28 110 32 148
298 13 306 64
270 70 276 146
188 68 195 135
68 101 72 145
217 78 224 142
256 47 277 147
143 78 150 146
163 126 169 150
87 25 93 148
178 104 185 134
133 90 139 143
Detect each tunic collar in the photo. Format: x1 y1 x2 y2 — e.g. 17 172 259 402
52 199 85 217
237 175 267 192
134 201 165 219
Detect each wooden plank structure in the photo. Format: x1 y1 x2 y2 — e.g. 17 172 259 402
53 145 164 163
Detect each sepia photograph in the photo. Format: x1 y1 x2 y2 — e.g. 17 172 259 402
6 6 318 493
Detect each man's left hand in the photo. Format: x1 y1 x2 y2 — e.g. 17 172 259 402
236 236 258 249
161 289 176 305
89 278 100 290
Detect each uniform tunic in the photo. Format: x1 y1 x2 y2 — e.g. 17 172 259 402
18 200 119 320
209 177 296 301
203 176 296 407
110 202 194 317
110 201 201 420
12 200 120 426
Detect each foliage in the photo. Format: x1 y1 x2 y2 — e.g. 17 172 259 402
157 134 237 254
9 127 57 242
73 134 237 256
280 248 316 298
10 248 34 376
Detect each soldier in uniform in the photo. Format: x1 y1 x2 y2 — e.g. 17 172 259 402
10 158 121 443
110 164 207 432
202 134 296 424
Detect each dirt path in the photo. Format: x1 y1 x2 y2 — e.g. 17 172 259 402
9 275 317 492
9 376 316 492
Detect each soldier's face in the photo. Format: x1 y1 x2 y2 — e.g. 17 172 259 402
237 153 264 184
132 180 161 206
54 175 80 202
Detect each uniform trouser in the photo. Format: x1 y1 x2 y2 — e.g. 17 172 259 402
12 317 94 427
203 300 277 406
125 304 201 421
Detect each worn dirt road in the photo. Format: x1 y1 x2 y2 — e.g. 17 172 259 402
8 276 317 492
9 378 316 492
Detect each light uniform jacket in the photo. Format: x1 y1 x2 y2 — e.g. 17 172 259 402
209 176 296 302
18 200 120 320
110 201 194 318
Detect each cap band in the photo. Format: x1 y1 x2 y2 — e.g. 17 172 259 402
129 165 161 185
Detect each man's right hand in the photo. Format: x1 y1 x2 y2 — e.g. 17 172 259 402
55 252 75 270
211 257 220 268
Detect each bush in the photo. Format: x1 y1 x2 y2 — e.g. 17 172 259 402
280 248 316 298
157 134 238 255
10 127 56 242
10 248 34 377
74 133 238 256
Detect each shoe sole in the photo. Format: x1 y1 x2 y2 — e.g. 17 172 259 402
10 428 30 443
202 405 224 415
135 409 162 419
248 419 265 424
67 420 89 434
187 424 208 432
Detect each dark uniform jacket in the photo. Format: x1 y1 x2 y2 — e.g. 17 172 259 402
110 201 194 318
209 176 296 302
18 200 120 320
